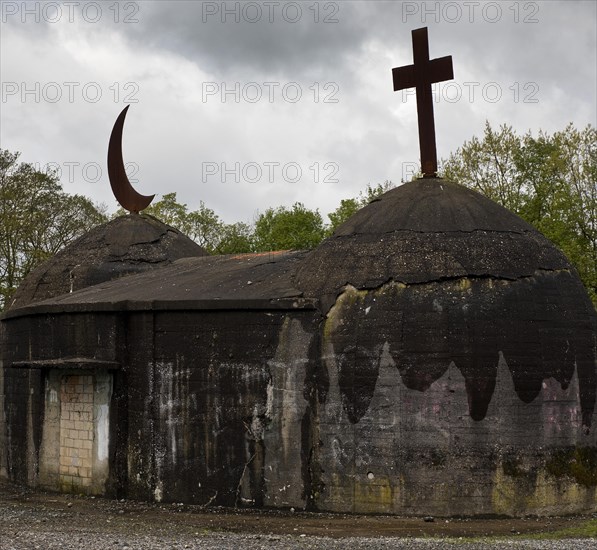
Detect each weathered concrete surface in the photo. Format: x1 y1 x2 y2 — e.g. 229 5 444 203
2 312 121 493
0 323 7 480
319 311 596 515
7 213 207 311
317 276 596 426
0 214 206 489
4 250 311 316
1 179 596 516
1 250 319 507
296 180 596 515
262 317 313 509
295 179 573 311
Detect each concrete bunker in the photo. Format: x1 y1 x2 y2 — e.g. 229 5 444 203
1 180 596 516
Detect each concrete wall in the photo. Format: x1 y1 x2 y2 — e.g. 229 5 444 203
315 281 597 516
318 346 597 515
1 301 595 516
122 309 319 507
0 323 7 479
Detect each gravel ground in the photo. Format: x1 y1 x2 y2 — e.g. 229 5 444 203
3 531 597 550
1 481 595 549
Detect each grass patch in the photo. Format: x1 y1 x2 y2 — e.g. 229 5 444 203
525 518 597 540
426 519 597 544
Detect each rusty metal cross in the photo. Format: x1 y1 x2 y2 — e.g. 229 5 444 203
392 27 454 178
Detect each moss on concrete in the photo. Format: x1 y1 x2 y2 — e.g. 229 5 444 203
545 447 597 487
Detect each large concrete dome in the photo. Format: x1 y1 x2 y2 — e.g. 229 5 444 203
298 178 577 305
8 213 208 309
292 177 597 515
296 178 596 425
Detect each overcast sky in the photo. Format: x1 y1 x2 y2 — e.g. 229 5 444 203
1 0 596 223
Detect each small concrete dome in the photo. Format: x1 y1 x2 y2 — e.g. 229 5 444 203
8 213 208 310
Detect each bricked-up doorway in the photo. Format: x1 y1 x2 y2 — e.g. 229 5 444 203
34 366 114 496
59 375 94 490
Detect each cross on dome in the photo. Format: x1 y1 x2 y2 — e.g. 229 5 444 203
392 27 454 178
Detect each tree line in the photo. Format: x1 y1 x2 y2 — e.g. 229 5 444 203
127 180 392 255
1 122 595 311
0 149 107 310
442 122 596 307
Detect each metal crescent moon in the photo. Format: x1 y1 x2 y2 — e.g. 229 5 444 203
107 105 155 213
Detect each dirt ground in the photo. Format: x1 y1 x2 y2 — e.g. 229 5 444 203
0 479 595 542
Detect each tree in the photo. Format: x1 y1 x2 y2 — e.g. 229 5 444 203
141 192 189 229
122 185 407 255
327 198 360 233
253 202 326 251
137 193 220 249
442 122 596 307
137 193 255 254
185 202 227 252
327 181 396 234
0 149 107 310
214 222 255 255
441 123 525 210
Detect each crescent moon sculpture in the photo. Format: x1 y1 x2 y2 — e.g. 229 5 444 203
107 105 155 213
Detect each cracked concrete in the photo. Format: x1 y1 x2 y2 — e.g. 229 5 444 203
8 214 207 310
1 178 595 517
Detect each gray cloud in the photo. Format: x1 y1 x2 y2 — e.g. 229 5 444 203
125 1 371 79
1 0 595 222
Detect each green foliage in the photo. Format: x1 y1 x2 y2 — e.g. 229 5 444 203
142 192 189 229
121 182 397 255
214 222 254 255
527 518 597 540
115 182 397 254
0 149 107 311
442 122 597 307
253 202 326 251
134 192 257 255
327 198 360 234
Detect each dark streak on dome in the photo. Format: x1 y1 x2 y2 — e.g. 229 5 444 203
296 179 597 426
